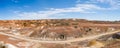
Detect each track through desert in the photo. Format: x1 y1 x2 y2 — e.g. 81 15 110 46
0 30 120 44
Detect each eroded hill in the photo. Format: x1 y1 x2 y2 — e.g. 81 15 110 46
0 19 120 48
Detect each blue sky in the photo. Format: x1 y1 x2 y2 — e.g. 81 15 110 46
0 0 120 21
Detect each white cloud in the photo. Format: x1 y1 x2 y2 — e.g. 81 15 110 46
76 0 81 3
90 0 120 9
11 0 19 3
14 0 120 19
75 4 103 10
15 4 101 19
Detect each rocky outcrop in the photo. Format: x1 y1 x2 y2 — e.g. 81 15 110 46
112 32 120 39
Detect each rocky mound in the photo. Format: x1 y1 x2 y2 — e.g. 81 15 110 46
0 19 120 40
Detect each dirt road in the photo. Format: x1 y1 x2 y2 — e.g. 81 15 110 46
66 30 120 43
0 30 120 44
